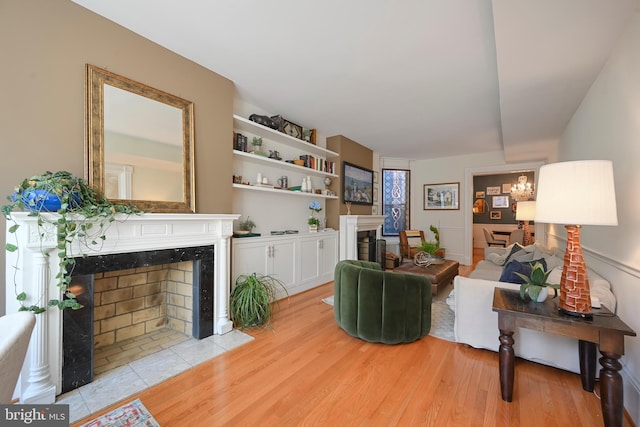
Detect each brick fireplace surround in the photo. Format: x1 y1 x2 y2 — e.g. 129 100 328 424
5 213 238 404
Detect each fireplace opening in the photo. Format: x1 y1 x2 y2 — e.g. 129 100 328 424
62 245 214 393
356 230 386 270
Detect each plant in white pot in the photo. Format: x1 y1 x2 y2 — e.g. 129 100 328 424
237 216 256 235
515 261 560 302
2 170 142 313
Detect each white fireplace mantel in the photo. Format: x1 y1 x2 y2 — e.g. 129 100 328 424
339 215 387 260
5 212 239 404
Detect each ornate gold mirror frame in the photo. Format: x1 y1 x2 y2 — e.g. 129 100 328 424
86 64 195 212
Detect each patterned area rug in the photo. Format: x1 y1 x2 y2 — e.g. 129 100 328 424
80 399 160 427
430 283 455 341
321 284 455 342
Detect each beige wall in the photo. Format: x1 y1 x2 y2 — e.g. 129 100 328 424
326 135 373 228
0 0 235 315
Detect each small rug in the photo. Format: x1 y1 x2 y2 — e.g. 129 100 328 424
80 398 160 427
321 284 454 342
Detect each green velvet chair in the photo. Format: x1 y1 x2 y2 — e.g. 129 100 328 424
333 260 432 344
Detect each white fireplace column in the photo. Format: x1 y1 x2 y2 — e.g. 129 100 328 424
5 213 239 403
339 215 387 260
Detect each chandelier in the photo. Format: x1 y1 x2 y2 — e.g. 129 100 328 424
511 175 534 201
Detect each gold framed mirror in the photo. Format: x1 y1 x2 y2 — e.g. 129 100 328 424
86 64 195 213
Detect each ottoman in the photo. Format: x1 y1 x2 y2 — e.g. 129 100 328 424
396 260 459 295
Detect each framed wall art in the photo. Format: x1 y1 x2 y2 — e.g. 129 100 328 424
492 195 510 208
343 161 374 205
475 191 485 198
502 183 512 193
486 186 501 195
490 211 502 220
424 182 459 210
282 119 303 139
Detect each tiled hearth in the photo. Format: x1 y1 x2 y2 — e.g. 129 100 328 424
57 329 253 424
93 328 190 376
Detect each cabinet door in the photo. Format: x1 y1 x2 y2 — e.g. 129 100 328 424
232 241 269 287
269 239 297 289
319 234 338 277
299 237 320 283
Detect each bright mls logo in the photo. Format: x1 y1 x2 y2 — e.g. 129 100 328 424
1 405 69 426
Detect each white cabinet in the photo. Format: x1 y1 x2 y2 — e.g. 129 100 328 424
232 231 339 299
298 232 338 288
319 233 338 278
232 237 296 294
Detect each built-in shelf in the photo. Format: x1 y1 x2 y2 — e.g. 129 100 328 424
233 150 338 178
232 183 338 199
233 115 339 158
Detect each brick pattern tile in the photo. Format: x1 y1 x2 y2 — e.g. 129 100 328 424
93 264 194 349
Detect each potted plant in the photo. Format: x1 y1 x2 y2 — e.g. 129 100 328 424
429 225 445 258
250 137 267 156
308 200 322 232
417 225 444 258
237 216 256 235
418 240 439 256
2 170 142 313
515 261 560 302
230 273 288 329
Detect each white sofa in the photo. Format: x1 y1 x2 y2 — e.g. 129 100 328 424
450 243 616 374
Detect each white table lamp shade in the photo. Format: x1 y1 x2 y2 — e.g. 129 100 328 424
535 160 618 226
515 201 536 221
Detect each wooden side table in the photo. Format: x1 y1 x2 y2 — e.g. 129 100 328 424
492 288 635 427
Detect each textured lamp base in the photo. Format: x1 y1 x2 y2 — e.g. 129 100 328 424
522 221 533 246
559 225 592 318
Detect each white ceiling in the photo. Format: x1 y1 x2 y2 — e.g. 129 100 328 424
72 0 638 161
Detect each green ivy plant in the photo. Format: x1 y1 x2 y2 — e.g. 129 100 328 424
230 273 288 329
2 171 142 313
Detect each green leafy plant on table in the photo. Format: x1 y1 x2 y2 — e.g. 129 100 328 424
418 240 439 255
514 261 560 302
230 273 288 329
2 171 142 313
418 225 442 256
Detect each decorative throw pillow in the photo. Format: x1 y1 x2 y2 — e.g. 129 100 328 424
507 250 536 264
503 243 525 265
546 266 562 285
533 244 564 271
486 252 505 265
499 258 548 284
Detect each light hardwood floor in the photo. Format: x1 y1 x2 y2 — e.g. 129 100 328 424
74 249 633 426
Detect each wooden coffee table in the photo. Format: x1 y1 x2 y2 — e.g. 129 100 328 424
395 259 459 295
